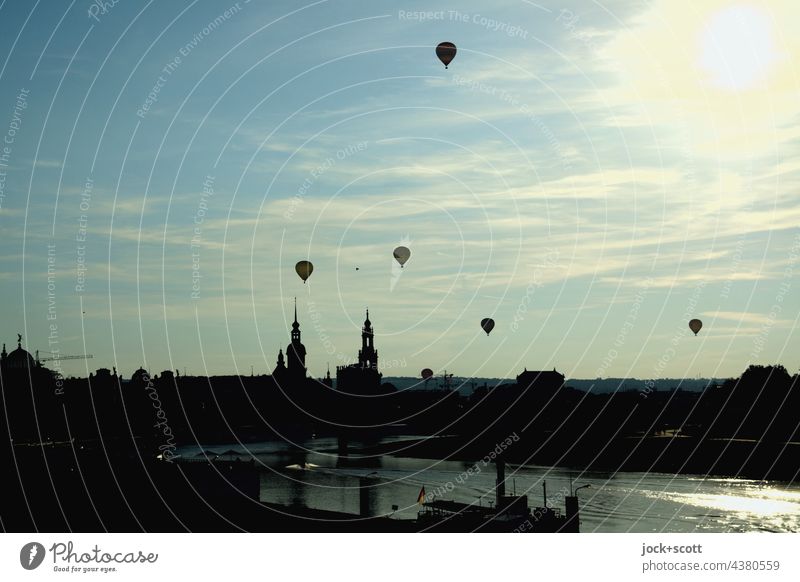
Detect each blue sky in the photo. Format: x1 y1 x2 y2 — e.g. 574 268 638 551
0 0 798 380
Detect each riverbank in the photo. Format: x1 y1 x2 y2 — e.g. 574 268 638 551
344 435 800 482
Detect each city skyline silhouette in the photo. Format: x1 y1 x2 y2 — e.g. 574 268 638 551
0 1 797 381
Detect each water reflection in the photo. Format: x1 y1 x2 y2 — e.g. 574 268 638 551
177 438 800 532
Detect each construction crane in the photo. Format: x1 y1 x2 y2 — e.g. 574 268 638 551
35 350 93 364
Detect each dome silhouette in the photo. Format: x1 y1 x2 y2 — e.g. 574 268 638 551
2 335 37 370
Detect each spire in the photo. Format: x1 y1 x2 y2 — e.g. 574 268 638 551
326 362 331 380
292 297 300 331
17 333 22 349
277 349 285 366
291 298 301 345
286 298 306 377
1 343 6 359
359 307 377 369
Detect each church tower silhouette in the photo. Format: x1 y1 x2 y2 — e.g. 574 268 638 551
286 298 307 381
358 308 378 369
336 308 382 394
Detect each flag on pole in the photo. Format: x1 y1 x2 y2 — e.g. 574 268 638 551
417 486 426 504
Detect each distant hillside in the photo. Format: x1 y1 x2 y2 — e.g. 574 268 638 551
382 376 508 394
381 376 727 394
566 377 726 394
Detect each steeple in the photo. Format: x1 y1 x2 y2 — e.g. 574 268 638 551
321 362 333 388
291 297 301 342
335 309 382 394
286 298 307 379
272 348 287 377
358 308 378 369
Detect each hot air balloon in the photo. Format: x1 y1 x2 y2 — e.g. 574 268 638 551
421 368 433 380
295 260 313 283
393 246 411 268
689 319 703 336
436 42 457 69
480 318 495 336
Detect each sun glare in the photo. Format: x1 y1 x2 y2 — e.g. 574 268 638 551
698 4 779 91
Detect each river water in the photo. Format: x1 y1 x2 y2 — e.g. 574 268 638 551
177 437 800 532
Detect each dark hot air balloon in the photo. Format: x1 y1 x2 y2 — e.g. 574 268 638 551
393 246 411 268
421 368 433 380
295 260 313 283
436 42 457 69
689 319 703 336
480 318 495 335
